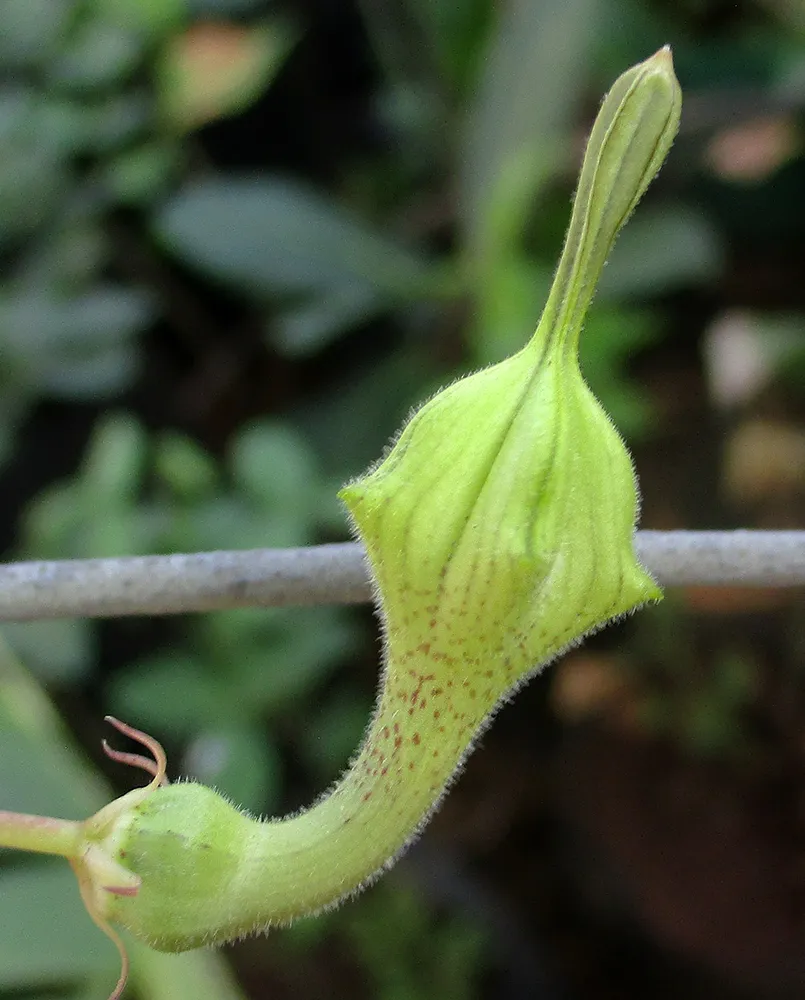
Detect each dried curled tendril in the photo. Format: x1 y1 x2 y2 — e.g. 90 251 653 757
79 717 169 1000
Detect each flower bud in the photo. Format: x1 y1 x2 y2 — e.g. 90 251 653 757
93 49 679 967
96 782 256 953
546 46 682 348
340 51 678 681
0 53 680 994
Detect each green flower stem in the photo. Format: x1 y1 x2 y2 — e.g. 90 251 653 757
0 810 81 856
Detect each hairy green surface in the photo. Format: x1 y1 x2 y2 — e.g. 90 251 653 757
98 49 676 952
1 48 679 964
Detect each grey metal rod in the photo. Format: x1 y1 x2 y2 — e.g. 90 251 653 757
0 544 371 621
0 531 802 622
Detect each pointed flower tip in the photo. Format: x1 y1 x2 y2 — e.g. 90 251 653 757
641 45 680 98
632 45 678 95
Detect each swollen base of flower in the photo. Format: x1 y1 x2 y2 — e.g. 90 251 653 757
0 718 171 1000
77 718 170 999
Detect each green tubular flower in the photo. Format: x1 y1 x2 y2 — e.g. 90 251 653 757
0 48 679 995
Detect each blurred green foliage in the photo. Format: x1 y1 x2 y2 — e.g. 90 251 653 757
0 0 292 462
1 0 805 998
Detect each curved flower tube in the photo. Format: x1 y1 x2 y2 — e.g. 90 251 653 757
0 48 679 997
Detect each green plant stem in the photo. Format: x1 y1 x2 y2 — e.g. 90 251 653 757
0 810 80 857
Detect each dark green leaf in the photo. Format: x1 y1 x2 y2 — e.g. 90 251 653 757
186 0 270 14
22 219 108 289
0 0 77 70
109 654 228 735
154 432 219 499
78 93 152 154
79 414 147 501
467 258 553 365
155 177 430 300
598 204 723 299
405 0 492 94
578 307 660 438
0 89 67 244
92 0 187 36
233 609 357 712
0 287 154 398
2 620 93 685
0 864 113 989
102 142 180 204
230 422 320 510
273 284 382 355
182 724 282 812
0 709 95 819
48 18 143 91
174 494 312 550
299 689 372 780
458 0 602 254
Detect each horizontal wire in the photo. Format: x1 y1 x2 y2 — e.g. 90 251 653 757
0 532 802 622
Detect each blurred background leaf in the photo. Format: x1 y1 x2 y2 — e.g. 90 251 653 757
157 20 296 131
